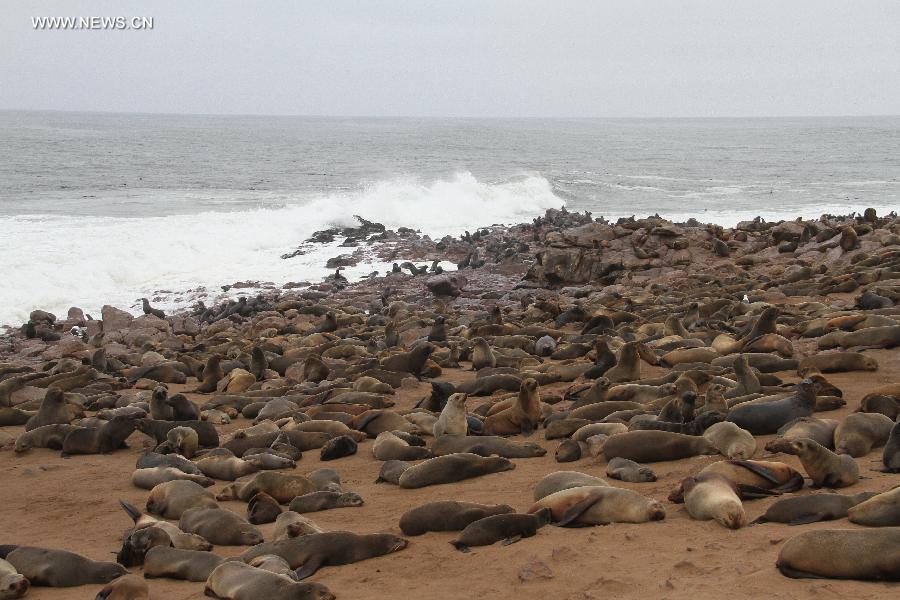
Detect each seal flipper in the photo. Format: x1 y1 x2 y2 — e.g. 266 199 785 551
556 491 605 527
295 557 323 580
736 484 781 499
730 460 804 493
449 540 470 553
501 535 522 546
776 562 829 579
0 544 18 558
118 499 142 523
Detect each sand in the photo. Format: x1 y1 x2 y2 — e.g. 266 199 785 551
2 348 898 600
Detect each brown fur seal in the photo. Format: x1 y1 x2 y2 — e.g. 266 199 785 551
726 379 816 435
217 472 316 503
455 374 522 396
528 486 665 526
765 417 839 453
132 467 214 490
204 560 335 599
238 532 408 579
194 355 223 393
431 435 546 458
681 472 747 529
482 378 542 436
786 438 859 488
603 341 641 383
433 393 468 437
288 491 364 513
146 480 218 519
0 546 126 587
470 338 496 370
118 500 211 554
753 491 877 525
533 471 609 501
602 430 716 463
449 510 552 552
143 546 225 582
605 457 657 482
834 412 894 457
247 492 283 524
179 507 263 546
59 416 136 456
0 558 28 599
380 343 435 375
163 426 198 458
847 486 900 526
372 431 432 461
398 453 514 489
24 387 71 432
399 501 514 536
703 421 756 459
274 512 324 540
318 435 357 461
555 439 582 462
776 528 900 580
95 574 149 600
668 460 804 502
195 453 259 481
798 352 878 373
884 418 900 472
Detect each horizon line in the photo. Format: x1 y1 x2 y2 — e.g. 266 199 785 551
2 108 900 121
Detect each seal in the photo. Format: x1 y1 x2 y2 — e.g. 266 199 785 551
398 501 514 536
470 338 496 370
785 438 859 488
449 510 552 552
319 435 357 461
603 341 642 383
238 532 408 579
13 424 78 454
765 417 839 453
247 492 283 525
204 560 335 600
60 416 136 456
605 457 657 482
95 574 149 600
681 472 747 529
669 460 804 502
194 355 223 393
374 460 410 485
249 346 269 381
533 471 609 501
146 479 218 519
195 452 259 481
150 386 173 420
482 378 542 436
288 491 364 513
306 468 342 493
398 453 514 489
529 485 665 526
702 421 756 459
847 486 900 526
776 528 900 580
602 430 716 463
884 417 900 472
0 558 28 599
274 512 324 540
798 352 878 373
143 546 224 582
555 439 581 462
753 491 877 525
24 387 71 432
164 426 199 459
0 546 126 587
726 379 816 435
246 554 298 580
132 467 214 490
433 393 468 437
380 342 435 376
118 500 211 554
372 431 432 461
433 435 546 458
834 412 894 457
178 507 263 546
217 471 317 503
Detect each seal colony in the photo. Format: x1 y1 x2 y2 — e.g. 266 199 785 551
0 207 899 598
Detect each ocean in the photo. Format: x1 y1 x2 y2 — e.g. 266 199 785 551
1 111 898 327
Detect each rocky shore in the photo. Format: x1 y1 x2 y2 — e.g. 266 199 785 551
1 207 899 600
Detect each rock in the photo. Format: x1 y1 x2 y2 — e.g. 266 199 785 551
425 274 467 297
29 310 56 324
66 307 86 323
101 305 134 332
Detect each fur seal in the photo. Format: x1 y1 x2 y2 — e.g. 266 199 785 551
179 507 263 546
60 416 136 456
669 460 804 502
681 472 747 529
776 528 900 580
194 355 223 393
602 430 716 463
381 343 434 375
606 457 657 482
482 378 542 436
798 352 878 373
834 412 894 457
146 480 218 519
555 439 581 462
24 387 71 431
753 491 877 525
0 558 28 599
95 574 148 600
398 453 514 489
142 546 224 581
274 512 324 540
218 472 317 503
0 546 126 587
431 435 546 458
13 424 78 453
375 460 410 485
847 486 900 526
765 417 839 453
398 501 514 536
118 500 211 554
884 417 900 472
204 560 335 600
533 471 609 501
164 426 199 458
319 435 357 461
603 341 641 383
132 467 214 489
288 491 364 513
238 532 408 579
433 393 468 437
703 421 756 459
247 492 283 525
528 486 665 526
449 510 552 552
470 338 496 370
726 379 816 435
372 431 432 461
786 438 859 488
196 453 259 481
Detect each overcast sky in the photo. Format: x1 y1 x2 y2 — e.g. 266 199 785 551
2 0 899 118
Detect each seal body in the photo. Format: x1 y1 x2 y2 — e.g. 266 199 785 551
777 528 900 580
398 453 514 489
205 560 335 600
450 510 551 550
602 430 716 463
682 473 747 529
399 501 514 536
1 546 126 587
848 486 900 526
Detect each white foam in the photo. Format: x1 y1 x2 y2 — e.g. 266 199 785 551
0 172 562 326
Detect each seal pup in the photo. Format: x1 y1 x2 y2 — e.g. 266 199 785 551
204 560 335 600
602 430 716 463
834 412 894 457
703 421 756 459
753 491 877 525
785 438 859 488
533 471 609 501
555 439 582 462
606 457 657 482
681 472 747 529
142 546 225 582
776 528 900 580
288 491 364 514
24 387 72 432
248 492 283 524
274 512 324 540
847 486 900 526
398 501 514 536
0 546 126 587
237 532 408 579
470 338 496 370
146 480 218 519
0 558 28 599
179 507 263 546
398 453 514 488
319 435 357 461
95 574 149 600
528 486 666 526
433 393 468 437
449 510 552 552
372 431 432 461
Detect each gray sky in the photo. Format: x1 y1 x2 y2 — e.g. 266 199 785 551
2 0 899 117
